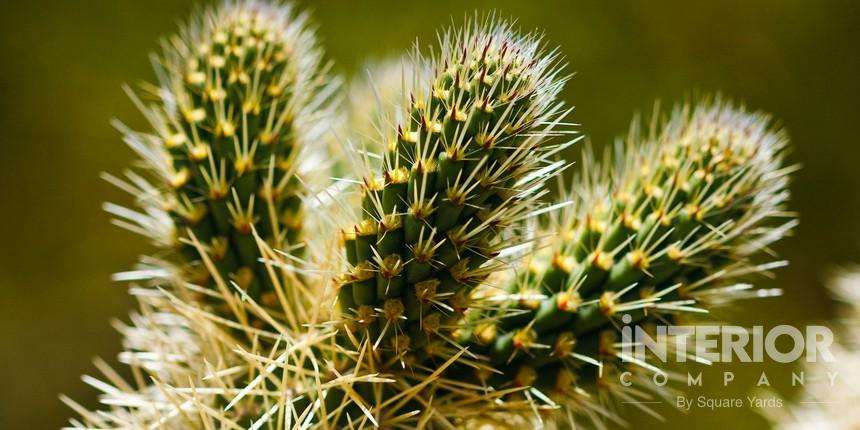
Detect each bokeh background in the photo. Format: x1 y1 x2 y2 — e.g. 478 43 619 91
1 0 858 428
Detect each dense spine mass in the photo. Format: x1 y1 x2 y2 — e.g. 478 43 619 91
466 101 794 417
70 2 350 427
112 0 333 304
67 2 801 427
338 20 573 366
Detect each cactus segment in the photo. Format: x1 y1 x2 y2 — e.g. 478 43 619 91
472 99 795 416
339 18 575 366
113 0 335 306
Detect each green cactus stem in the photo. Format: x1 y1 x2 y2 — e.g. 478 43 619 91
338 18 575 369
464 99 795 418
106 0 336 308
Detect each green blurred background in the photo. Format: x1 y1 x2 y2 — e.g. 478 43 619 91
1 0 858 428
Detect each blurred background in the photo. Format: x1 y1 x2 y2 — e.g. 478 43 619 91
0 0 858 428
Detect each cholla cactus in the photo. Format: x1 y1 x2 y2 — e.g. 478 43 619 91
66 2 800 429
63 1 355 428
336 16 573 369
346 59 429 153
60 273 349 428
107 0 336 308
325 57 433 180
765 269 860 430
455 100 796 425
328 18 576 426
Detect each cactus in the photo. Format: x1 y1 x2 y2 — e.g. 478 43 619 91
62 2 359 428
105 0 337 313
322 19 577 427
66 3 801 429
455 99 796 424
341 58 430 162
336 17 574 365
60 271 352 428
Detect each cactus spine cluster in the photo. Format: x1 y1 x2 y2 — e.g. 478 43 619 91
67 1 798 429
459 101 794 421
337 19 573 366
71 2 347 427
109 0 334 307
